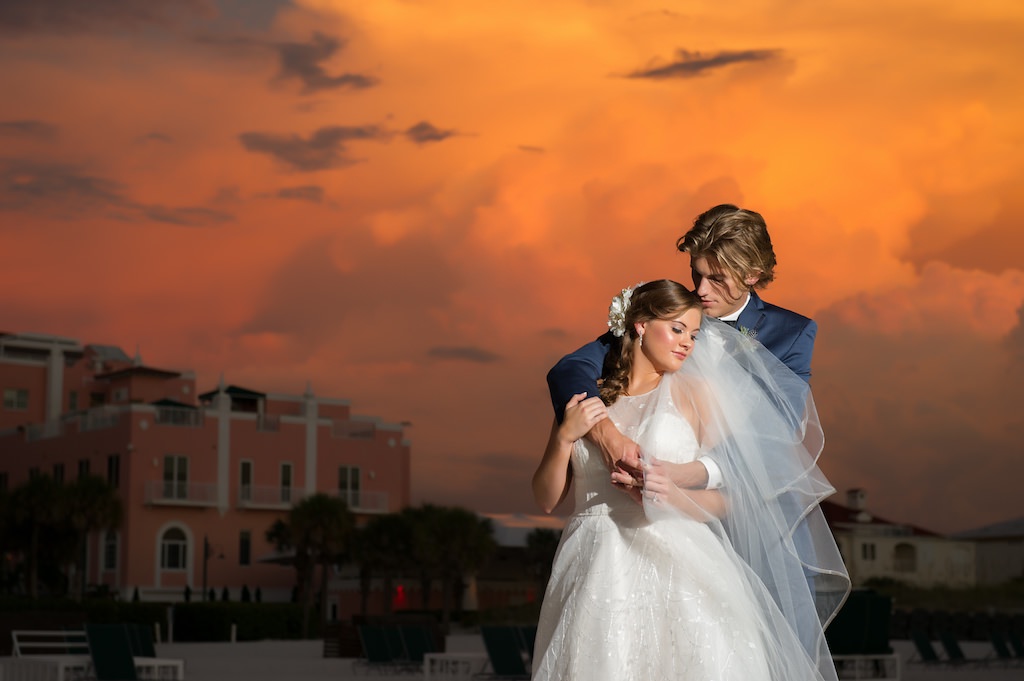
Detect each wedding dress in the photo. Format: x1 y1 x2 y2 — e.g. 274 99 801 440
531 319 849 681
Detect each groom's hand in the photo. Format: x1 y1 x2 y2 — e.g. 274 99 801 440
586 419 642 487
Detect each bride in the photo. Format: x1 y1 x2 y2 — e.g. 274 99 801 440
531 280 849 681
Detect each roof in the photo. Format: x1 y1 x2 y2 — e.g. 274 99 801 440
94 365 182 380
820 499 941 537
151 398 197 410
87 344 131 362
198 385 266 401
951 516 1024 541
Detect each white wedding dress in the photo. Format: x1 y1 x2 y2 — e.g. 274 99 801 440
531 378 833 681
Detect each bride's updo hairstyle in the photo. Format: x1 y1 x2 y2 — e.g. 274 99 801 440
600 279 702 405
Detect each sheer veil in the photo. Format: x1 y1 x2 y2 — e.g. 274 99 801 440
636 317 850 681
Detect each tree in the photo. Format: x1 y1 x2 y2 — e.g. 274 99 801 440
351 512 414 615
266 494 355 637
62 475 123 600
8 475 63 598
525 528 561 600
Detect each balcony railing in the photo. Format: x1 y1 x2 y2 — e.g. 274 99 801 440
235 486 389 513
78 408 120 432
257 414 281 432
145 480 218 507
24 421 63 441
155 407 204 428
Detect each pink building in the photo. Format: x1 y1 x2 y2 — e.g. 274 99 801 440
0 332 411 609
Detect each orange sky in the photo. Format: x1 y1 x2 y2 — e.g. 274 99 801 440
1 0 1022 534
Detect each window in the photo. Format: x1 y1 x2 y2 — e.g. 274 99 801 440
3 388 28 411
107 454 120 487
338 466 361 509
239 531 251 566
112 388 129 403
894 543 917 573
68 391 79 412
860 543 876 561
240 461 252 502
160 528 187 570
89 392 106 407
103 531 118 571
53 463 65 483
163 456 188 500
280 463 292 503
77 459 90 479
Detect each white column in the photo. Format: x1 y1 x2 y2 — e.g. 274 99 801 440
214 380 231 515
46 346 64 421
304 383 318 494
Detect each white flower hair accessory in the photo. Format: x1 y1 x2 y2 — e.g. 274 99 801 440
607 283 644 337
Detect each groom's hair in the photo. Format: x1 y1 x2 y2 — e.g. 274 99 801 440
676 204 777 289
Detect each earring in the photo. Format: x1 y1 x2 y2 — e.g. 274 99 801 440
638 333 644 347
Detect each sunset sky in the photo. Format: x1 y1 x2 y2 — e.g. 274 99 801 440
1 0 1022 535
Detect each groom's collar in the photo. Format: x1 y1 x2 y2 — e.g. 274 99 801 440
717 293 752 323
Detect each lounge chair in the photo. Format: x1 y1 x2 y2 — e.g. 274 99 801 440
85 623 139 681
354 624 406 675
908 628 942 665
475 625 530 680
990 631 1022 667
938 629 989 666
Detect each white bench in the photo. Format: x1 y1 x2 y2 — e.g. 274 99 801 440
7 629 185 681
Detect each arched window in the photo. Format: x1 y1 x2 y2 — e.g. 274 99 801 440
894 542 917 573
160 528 188 570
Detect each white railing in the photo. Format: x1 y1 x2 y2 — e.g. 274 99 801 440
238 484 309 508
257 414 281 432
155 407 204 427
78 407 120 432
337 489 389 513
145 480 218 506
24 421 63 441
331 420 375 439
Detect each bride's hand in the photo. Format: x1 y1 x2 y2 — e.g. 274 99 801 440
558 393 607 444
642 458 680 505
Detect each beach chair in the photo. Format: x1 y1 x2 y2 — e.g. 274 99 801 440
85 623 140 681
399 623 436 665
354 624 405 675
908 628 942 665
989 631 1021 667
475 625 530 680
516 624 536 664
938 629 989 666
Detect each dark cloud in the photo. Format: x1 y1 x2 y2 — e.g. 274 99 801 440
275 185 324 203
404 121 456 145
0 158 233 226
275 32 378 94
239 125 387 172
627 48 780 79
427 346 502 363
0 120 58 140
812 297 1024 534
0 0 214 34
143 205 233 227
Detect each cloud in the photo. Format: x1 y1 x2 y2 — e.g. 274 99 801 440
627 48 781 80
275 32 378 94
275 185 324 203
0 120 58 140
404 121 457 145
143 205 234 227
0 158 233 226
427 346 502 363
0 0 214 35
238 125 387 171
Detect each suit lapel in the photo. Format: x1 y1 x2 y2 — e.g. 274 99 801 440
737 291 767 333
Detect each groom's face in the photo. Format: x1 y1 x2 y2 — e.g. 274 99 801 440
691 256 749 318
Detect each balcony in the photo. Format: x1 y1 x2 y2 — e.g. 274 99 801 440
155 406 204 428
24 421 63 441
257 414 281 432
235 486 389 513
331 420 375 439
78 407 120 432
145 480 218 507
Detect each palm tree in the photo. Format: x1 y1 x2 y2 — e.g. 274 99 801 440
266 493 355 637
525 528 561 601
9 475 62 598
404 505 496 629
350 512 414 615
62 475 123 600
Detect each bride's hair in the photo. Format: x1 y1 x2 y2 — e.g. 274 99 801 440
600 280 702 405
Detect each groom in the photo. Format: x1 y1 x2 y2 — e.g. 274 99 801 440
546 203 816 488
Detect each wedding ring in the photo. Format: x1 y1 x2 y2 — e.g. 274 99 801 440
652 493 659 503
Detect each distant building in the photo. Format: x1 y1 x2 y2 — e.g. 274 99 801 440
951 517 1024 585
823 488 975 588
0 331 411 612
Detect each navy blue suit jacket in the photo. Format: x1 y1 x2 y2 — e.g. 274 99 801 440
547 291 816 420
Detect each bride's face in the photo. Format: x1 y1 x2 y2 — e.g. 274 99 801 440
637 307 702 373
